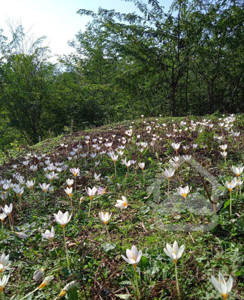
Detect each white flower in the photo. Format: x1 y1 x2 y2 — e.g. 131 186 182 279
0 253 10 272
2 204 13 215
171 142 181 151
58 281 77 297
224 178 237 192
65 187 73 197
66 178 74 187
182 155 192 161
220 151 227 158
38 275 54 289
15 231 28 239
163 168 175 179
210 272 233 299
13 186 24 196
121 245 142 267
219 144 228 151
164 241 185 264
39 183 50 193
54 211 72 228
94 173 101 181
138 162 145 170
177 186 190 198
26 180 35 189
42 227 55 241
0 213 7 222
236 179 243 188
86 186 97 200
0 274 10 292
231 166 244 177
99 212 112 225
115 196 128 209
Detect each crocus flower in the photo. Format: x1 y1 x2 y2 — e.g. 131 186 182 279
210 272 233 300
219 144 227 151
164 168 175 193
138 162 145 170
57 281 77 298
70 168 80 177
224 178 237 192
2 204 13 215
171 142 181 153
66 179 74 187
26 180 35 189
0 274 10 293
42 227 55 241
15 231 28 239
164 241 185 264
54 211 72 228
177 186 190 198
86 186 97 200
39 183 50 193
0 253 10 273
0 213 7 223
38 275 54 289
13 186 24 197
121 245 142 268
115 196 128 209
99 212 112 225
64 187 73 197
231 166 244 177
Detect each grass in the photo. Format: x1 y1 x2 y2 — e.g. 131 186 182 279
0 114 244 299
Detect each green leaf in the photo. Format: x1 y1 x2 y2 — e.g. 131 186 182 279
224 199 230 208
67 286 78 300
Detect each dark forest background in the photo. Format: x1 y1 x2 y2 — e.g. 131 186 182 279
0 0 244 150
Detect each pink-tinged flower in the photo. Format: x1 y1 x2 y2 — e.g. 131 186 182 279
70 168 80 177
97 186 107 195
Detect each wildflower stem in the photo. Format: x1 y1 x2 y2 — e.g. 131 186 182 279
88 198 92 217
230 191 232 216
105 223 109 237
175 262 180 298
62 226 70 269
133 265 140 299
114 161 117 178
8 213 14 230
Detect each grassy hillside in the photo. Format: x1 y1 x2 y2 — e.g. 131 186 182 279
0 114 244 299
